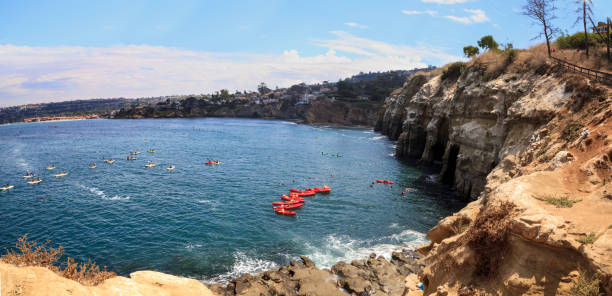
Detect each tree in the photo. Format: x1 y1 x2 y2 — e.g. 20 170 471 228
257 82 271 95
219 89 231 101
521 0 559 57
463 45 480 58
575 0 593 57
477 35 499 51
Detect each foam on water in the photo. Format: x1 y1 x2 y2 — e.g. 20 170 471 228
302 229 427 269
78 184 130 201
369 136 386 141
204 252 279 284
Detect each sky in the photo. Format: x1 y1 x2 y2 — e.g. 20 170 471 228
0 0 610 107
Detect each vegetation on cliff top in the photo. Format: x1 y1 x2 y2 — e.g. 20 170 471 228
1 234 115 286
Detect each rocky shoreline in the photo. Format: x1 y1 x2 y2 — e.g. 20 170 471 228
209 250 424 296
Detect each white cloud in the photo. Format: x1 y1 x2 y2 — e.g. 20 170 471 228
445 9 490 24
344 22 368 29
0 33 461 106
422 0 468 4
401 10 437 16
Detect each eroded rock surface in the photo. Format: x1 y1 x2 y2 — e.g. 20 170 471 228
210 251 424 296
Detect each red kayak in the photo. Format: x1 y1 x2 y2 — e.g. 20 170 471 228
272 200 302 205
289 188 303 193
274 203 304 210
282 195 304 202
313 185 331 193
297 190 315 197
376 179 394 184
275 209 297 216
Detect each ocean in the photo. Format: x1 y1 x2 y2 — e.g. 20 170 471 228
0 118 463 282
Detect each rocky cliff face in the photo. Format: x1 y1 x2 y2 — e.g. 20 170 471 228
116 98 381 127
377 51 612 294
376 60 569 200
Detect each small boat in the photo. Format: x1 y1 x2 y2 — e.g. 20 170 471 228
147 149 156 153
289 188 303 193
281 195 304 202
0 185 14 191
46 165 56 170
204 160 221 165
89 163 97 169
274 203 304 210
313 185 331 193
145 162 156 168
274 209 297 216
22 174 35 179
376 179 394 184
296 190 316 197
107 159 115 164
54 172 68 177
27 179 42 185
127 156 137 160
130 151 141 155
272 200 302 205
166 165 175 171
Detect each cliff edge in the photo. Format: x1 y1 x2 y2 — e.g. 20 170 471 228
0 262 217 296
377 48 612 294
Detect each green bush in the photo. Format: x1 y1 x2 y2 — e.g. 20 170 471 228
556 32 605 50
532 195 581 208
576 233 597 245
442 62 467 81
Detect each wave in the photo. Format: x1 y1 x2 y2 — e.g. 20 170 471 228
369 136 386 141
302 229 427 269
185 243 203 250
425 174 439 184
203 252 279 284
78 184 130 201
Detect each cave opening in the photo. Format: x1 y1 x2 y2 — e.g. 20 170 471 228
442 144 460 185
431 118 449 162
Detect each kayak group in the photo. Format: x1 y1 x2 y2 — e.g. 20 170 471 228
272 185 331 216
1 149 203 192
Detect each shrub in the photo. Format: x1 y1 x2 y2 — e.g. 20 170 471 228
532 195 581 208
556 32 605 50
570 270 600 296
478 35 499 51
442 62 467 81
576 233 597 245
561 122 584 143
1 234 115 286
463 46 480 58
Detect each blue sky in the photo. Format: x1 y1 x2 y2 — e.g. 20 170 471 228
0 0 610 106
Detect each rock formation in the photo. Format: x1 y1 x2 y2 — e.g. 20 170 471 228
210 250 424 296
0 262 217 296
377 50 612 294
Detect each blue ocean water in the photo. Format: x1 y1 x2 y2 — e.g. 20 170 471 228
0 118 463 282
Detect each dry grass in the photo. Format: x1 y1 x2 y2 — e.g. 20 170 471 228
450 217 470 235
460 202 515 277
570 270 600 296
1 234 115 286
553 46 612 73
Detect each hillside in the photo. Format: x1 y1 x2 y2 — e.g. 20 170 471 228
377 46 612 294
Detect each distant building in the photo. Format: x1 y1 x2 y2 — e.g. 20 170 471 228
593 21 610 34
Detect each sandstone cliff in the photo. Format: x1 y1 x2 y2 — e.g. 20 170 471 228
0 262 216 296
377 49 612 294
115 97 381 127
